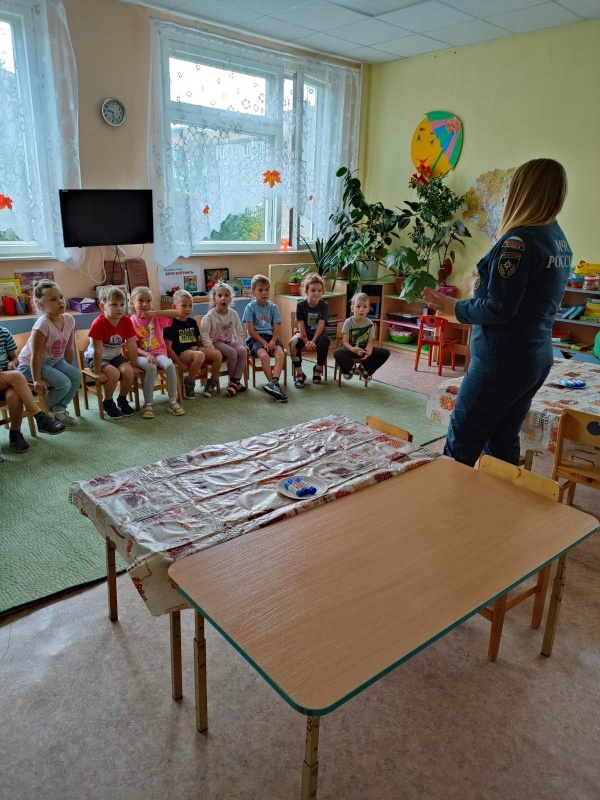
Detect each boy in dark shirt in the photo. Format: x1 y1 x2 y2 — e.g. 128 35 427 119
164 290 222 399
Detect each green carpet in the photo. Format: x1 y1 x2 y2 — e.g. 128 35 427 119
0 373 446 615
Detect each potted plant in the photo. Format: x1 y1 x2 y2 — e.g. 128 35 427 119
396 175 471 303
384 247 421 295
303 232 344 283
288 266 309 296
331 167 400 291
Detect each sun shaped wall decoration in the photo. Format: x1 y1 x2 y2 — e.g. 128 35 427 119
410 111 463 178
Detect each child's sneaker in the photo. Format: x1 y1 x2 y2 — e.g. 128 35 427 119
203 378 218 397
312 365 324 384
168 399 185 416
103 399 123 419
356 363 372 385
272 379 288 403
342 365 356 380
141 403 154 419
117 396 135 416
35 412 66 435
183 378 196 399
9 430 30 453
53 410 76 426
294 367 306 388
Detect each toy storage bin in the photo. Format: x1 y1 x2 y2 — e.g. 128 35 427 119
69 298 96 313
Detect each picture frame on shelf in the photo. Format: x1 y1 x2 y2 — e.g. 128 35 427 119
204 268 229 290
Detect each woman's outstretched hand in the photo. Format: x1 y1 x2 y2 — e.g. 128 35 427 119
422 288 458 315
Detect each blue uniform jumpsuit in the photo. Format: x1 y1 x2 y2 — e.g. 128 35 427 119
445 221 572 466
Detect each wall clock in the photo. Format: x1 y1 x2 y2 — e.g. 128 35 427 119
101 98 126 127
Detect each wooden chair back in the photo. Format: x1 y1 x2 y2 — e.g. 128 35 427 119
551 409 600 503
477 454 560 661
365 415 413 443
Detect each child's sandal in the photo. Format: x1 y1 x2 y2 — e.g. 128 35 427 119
226 382 238 397
142 404 154 419
168 399 185 416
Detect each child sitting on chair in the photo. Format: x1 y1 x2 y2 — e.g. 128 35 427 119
163 289 222 400
200 283 247 397
334 293 390 386
242 274 287 403
289 272 330 388
84 286 138 419
0 325 65 455
18 279 81 426
129 286 185 418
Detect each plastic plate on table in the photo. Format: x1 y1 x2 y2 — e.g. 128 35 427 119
555 379 587 389
277 476 328 500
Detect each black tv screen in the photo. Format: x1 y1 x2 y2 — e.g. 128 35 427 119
59 189 154 247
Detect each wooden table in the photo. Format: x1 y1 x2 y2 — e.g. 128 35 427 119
168 457 598 799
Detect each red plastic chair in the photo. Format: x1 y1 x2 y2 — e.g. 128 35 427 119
414 315 457 376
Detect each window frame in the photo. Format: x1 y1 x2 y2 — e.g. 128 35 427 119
0 1 55 260
159 33 318 254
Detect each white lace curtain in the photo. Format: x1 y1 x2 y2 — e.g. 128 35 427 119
148 19 361 267
0 0 80 263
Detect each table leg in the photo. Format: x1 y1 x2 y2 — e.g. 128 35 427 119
542 554 567 657
106 540 118 622
170 611 183 701
530 564 551 629
301 715 320 800
488 593 507 662
194 611 208 732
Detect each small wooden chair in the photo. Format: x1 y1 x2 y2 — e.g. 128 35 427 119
10 332 80 418
414 315 457 376
478 455 560 661
289 311 328 382
365 415 413 442
76 329 140 419
552 409 600 506
333 322 369 389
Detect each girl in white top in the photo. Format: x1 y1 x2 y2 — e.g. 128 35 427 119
18 280 81 425
201 283 247 397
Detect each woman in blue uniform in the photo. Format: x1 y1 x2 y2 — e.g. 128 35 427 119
423 158 572 466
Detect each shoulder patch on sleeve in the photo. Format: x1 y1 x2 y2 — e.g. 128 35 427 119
502 235 525 251
498 253 521 278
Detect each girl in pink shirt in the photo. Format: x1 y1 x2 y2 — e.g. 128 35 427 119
129 286 184 419
18 280 81 425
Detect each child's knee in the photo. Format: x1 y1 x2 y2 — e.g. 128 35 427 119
105 365 120 381
5 387 22 409
119 362 134 378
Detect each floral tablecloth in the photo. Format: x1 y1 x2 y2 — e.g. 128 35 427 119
427 359 600 463
70 415 438 616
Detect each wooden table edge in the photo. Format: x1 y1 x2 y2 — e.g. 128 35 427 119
173 516 600 717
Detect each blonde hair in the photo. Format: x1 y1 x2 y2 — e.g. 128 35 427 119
172 289 193 303
497 159 568 238
129 285 153 305
32 279 60 313
301 272 325 295
210 282 232 306
350 292 370 308
99 285 125 304
251 274 270 290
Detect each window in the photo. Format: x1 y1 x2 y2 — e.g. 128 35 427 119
149 20 361 264
0 0 79 261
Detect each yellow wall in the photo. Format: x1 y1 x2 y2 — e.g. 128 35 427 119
0 0 311 301
362 19 600 293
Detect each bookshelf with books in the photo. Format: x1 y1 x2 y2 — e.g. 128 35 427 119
552 286 600 354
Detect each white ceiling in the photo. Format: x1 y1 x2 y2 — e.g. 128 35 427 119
123 0 600 62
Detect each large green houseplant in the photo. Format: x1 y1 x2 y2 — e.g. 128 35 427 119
330 167 401 291
395 176 471 303
303 232 344 281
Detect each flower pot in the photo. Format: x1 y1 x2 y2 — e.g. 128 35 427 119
288 282 302 296
394 276 405 295
438 285 458 298
337 267 347 279
360 260 379 282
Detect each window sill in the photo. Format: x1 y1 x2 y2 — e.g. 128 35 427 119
190 249 310 257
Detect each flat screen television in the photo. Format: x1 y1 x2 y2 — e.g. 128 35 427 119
59 189 154 247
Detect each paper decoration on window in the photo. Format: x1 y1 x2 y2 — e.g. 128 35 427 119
0 194 13 210
410 111 463 177
262 170 281 188
202 205 209 215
